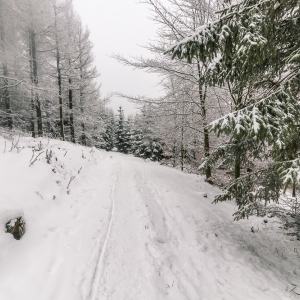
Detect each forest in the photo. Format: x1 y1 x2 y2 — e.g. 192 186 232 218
1 0 300 223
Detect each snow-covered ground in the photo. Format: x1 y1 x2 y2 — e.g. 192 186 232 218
0 134 299 300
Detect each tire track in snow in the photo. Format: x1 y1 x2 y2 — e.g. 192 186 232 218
87 162 120 300
135 170 168 244
87 160 160 300
135 168 202 298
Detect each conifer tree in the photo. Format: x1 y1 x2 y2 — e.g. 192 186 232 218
133 105 163 161
100 108 115 151
115 106 131 154
166 0 300 219
131 128 143 156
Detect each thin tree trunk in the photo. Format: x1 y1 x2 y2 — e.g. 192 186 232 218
234 95 243 180
197 61 211 179
30 88 35 137
79 66 86 145
68 73 75 143
45 98 51 135
67 6 75 144
56 50 64 140
0 0 13 129
29 28 43 137
54 5 64 141
180 133 184 171
30 108 36 136
292 182 296 198
35 92 42 136
3 66 12 129
234 151 241 179
78 23 86 145
172 143 176 167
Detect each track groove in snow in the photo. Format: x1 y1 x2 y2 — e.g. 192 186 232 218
88 162 121 300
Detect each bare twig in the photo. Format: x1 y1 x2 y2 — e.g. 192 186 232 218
30 149 35 162
29 151 44 167
45 149 53 164
78 167 82 174
9 135 20 152
64 151 67 156
36 141 43 151
67 175 76 189
17 146 24 153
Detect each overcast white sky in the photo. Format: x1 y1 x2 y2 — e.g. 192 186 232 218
72 0 162 116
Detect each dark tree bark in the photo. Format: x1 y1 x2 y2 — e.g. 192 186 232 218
197 61 211 179
180 124 184 171
29 28 43 137
79 48 86 145
0 0 13 129
2 66 13 129
79 75 86 145
68 70 75 143
53 4 65 141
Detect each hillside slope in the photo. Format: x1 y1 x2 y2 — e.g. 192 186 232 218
0 135 299 300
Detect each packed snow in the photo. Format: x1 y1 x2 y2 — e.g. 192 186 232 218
0 134 299 300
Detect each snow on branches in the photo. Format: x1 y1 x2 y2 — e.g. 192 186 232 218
209 84 299 143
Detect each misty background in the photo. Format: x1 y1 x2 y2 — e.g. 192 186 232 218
73 0 162 115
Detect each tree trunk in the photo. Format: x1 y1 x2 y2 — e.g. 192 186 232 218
234 153 241 179
57 55 64 140
234 95 243 180
35 92 43 136
292 182 296 198
30 94 35 138
79 66 86 145
172 143 176 167
78 23 86 145
29 28 43 137
68 74 75 143
3 66 13 129
197 61 211 179
54 5 64 141
180 114 185 171
0 0 13 129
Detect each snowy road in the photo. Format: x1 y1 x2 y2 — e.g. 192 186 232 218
0 139 299 300
82 152 298 300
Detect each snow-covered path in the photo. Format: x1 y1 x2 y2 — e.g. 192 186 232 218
0 137 299 300
84 152 299 300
